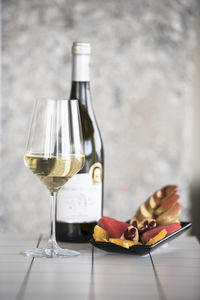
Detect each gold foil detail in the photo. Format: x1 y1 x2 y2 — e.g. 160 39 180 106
89 163 103 186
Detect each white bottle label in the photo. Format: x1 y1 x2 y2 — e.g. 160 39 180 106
57 164 102 223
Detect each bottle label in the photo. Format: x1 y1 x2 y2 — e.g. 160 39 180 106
57 164 103 223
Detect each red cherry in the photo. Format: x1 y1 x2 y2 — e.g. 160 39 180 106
148 220 156 230
124 227 136 240
131 220 138 228
139 220 149 235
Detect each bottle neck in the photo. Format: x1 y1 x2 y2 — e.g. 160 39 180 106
70 82 90 107
72 54 90 82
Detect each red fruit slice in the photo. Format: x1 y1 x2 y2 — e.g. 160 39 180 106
141 223 181 244
154 185 178 202
155 194 180 215
163 185 178 196
98 216 129 238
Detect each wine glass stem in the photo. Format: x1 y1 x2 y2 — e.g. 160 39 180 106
49 191 57 244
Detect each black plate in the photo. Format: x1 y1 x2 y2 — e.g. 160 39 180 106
89 222 192 255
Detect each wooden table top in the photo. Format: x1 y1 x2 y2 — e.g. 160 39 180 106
0 234 200 300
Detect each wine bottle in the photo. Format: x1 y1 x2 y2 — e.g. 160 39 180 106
56 42 104 242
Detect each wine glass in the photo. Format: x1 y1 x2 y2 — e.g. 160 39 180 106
23 99 85 258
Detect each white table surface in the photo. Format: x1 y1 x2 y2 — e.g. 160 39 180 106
0 234 200 300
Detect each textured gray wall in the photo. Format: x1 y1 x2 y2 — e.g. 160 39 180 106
1 0 199 234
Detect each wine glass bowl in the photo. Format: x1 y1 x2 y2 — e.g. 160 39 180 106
24 153 85 193
23 99 85 258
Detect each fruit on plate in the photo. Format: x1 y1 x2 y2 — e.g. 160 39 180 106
145 196 158 214
98 216 129 238
140 223 181 244
155 193 179 215
130 185 182 226
109 239 142 248
93 225 109 242
138 219 157 235
154 185 178 202
120 225 139 242
163 185 178 195
93 218 182 248
156 203 181 225
173 217 181 224
92 184 183 249
145 229 167 245
130 219 138 228
134 203 152 222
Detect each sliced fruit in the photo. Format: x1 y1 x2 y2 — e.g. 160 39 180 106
164 218 180 225
157 216 181 225
93 225 109 242
121 225 139 242
109 238 142 248
141 223 181 244
156 203 181 225
164 185 178 196
148 220 157 230
109 238 124 247
123 240 142 248
135 203 153 222
154 189 162 202
154 185 178 202
145 196 157 214
155 194 180 215
174 217 180 224
138 219 156 235
129 217 138 225
138 220 149 235
161 191 178 204
131 220 138 228
145 229 167 245
98 216 129 238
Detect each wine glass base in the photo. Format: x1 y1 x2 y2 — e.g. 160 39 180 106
23 244 80 258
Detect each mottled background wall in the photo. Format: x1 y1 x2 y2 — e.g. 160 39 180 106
1 0 200 235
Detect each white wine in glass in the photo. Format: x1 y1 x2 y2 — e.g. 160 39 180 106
24 99 85 258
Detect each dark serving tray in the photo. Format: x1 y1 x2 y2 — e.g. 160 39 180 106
89 222 192 255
